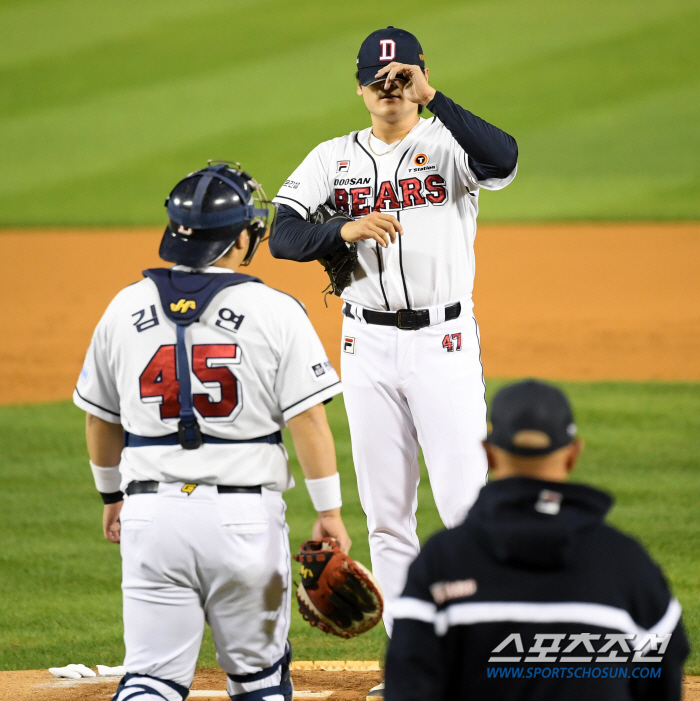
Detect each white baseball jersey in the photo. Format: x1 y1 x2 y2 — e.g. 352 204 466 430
273 118 516 312
73 266 341 491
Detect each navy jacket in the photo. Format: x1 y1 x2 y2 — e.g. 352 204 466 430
385 478 689 701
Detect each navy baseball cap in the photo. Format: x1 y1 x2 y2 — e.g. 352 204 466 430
356 27 425 86
487 380 577 456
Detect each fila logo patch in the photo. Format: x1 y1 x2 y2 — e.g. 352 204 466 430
337 160 350 173
343 336 355 354
379 39 396 61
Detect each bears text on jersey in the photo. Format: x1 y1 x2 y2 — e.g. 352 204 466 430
333 174 448 217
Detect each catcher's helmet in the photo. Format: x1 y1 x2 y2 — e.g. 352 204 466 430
160 161 275 269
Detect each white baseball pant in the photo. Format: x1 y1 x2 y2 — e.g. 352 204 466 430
340 312 488 635
114 483 291 701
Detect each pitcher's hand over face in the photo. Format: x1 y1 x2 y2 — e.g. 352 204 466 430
375 62 436 106
340 211 403 248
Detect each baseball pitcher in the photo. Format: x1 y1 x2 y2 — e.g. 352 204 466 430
270 25 518 666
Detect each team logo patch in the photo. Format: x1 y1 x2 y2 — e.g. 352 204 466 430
343 336 355 354
337 160 350 173
170 299 196 313
379 39 396 61
181 484 198 495
312 363 325 377
535 489 563 515
414 153 429 166
310 360 334 379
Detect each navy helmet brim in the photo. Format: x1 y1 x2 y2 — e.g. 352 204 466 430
158 224 235 269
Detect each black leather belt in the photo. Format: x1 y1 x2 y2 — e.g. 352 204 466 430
125 481 262 496
343 302 461 330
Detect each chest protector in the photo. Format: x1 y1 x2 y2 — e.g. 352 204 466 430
143 268 263 449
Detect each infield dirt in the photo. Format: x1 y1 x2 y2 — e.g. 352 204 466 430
0 668 383 700
1 223 699 405
1 669 698 701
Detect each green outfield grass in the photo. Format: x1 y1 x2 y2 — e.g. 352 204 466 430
0 0 698 225
0 382 698 673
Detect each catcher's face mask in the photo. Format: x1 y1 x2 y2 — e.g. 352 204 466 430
161 160 276 269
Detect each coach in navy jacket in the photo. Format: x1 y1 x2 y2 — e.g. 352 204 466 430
384 380 689 701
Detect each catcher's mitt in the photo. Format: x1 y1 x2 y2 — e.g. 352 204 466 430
311 203 358 302
293 538 383 638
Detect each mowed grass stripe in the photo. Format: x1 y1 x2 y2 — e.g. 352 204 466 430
0 104 370 225
0 383 698 670
0 0 699 222
0 40 359 197
2 0 690 119
0 0 237 68
494 79 700 220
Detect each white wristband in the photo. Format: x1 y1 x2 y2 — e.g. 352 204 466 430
90 460 122 494
304 473 342 512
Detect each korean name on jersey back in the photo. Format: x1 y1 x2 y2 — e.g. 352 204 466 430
333 174 447 217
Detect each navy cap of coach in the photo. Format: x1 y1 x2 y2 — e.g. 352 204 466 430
487 379 578 457
356 26 425 86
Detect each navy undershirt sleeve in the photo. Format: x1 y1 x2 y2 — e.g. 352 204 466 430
426 91 518 181
269 204 346 262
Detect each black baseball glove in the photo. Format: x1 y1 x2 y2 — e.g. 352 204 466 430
311 203 358 301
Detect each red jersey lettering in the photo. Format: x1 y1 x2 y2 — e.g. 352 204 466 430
192 345 241 419
334 188 349 213
139 345 180 419
425 174 447 204
374 181 401 211
399 178 427 208
351 187 372 216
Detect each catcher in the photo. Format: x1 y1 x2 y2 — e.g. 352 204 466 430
73 162 366 701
